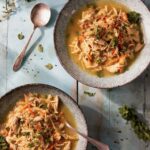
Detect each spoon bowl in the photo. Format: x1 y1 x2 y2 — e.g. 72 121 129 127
31 3 51 28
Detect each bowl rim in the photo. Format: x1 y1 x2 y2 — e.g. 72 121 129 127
54 0 150 89
0 83 88 150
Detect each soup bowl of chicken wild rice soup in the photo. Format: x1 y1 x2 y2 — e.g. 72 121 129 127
54 0 150 88
0 84 88 150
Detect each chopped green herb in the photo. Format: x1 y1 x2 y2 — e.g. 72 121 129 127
37 44 44 52
119 105 150 141
0 135 9 150
121 24 127 31
96 59 101 64
22 132 30 136
130 33 135 37
28 142 34 148
119 105 135 121
39 103 47 109
45 63 53 70
45 138 51 144
84 91 96 97
95 27 103 39
97 71 103 77
18 32 25 40
111 37 118 47
114 140 119 144
127 11 141 24
33 139 39 145
117 130 122 133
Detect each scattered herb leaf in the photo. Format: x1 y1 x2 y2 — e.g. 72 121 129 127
114 140 119 144
45 63 53 70
117 130 122 133
95 27 102 39
28 142 34 148
84 91 96 97
95 27 106 40
127 11 141 24
119 105 150 141
37 44 44 52
18 32 24 40
0 135 9 150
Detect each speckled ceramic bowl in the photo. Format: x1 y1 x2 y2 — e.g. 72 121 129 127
0 84 88 150
54 0 150 88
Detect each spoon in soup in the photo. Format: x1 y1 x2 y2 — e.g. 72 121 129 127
13 3 51 71
65 121 110 150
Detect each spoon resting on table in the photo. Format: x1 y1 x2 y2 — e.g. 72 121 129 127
13 3 51 71
65 121 110 150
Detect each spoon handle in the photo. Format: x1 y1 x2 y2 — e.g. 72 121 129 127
66 122 109 150
78 132 109 150
13 28 36 71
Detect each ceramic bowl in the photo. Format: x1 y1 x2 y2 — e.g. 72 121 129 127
54 0 150 88
0 84 88 150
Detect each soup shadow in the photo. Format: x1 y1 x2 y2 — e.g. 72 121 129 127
80 105 121 150
23 28 45 66
46 8 58 28
107 65 150 109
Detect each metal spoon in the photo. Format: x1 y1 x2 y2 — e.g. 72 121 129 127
13 3 51 71
65 121 110 150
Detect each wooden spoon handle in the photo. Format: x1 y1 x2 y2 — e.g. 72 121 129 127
13 28 36 71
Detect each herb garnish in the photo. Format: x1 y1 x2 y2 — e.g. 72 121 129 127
111 37 118 47
127 11 141 24
45 63 53 70
18 32 25 40
97 72 103 77
39 103 47 109
22 132 30 136
84 91 96 97
119 105 150 141
0 135 9 150
96 59 101 64
37 44 44 52
95 27 105 40
28 142 34 148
